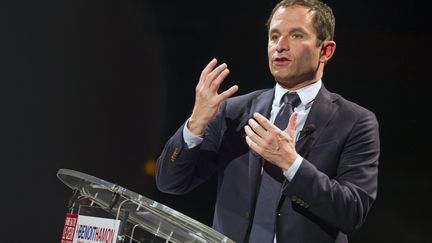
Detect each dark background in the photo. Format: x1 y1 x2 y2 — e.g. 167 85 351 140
3 0 431 242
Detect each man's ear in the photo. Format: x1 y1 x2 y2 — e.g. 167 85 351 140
320 40 336 63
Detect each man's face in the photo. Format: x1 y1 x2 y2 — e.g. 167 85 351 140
268 5 323 88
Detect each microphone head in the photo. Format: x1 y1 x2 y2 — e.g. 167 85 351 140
307 124 316 132
299 124 316 139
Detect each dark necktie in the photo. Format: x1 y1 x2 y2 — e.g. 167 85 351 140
274 92 301 131
248 92 301 243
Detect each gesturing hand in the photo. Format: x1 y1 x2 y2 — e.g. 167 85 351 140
244 112 298 171
188 58 239 135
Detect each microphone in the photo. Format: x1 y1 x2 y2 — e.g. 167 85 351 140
299 124 316 140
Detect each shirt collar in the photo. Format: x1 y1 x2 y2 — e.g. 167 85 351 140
274 80 322 110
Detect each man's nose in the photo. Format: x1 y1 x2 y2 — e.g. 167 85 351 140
276 36 290 52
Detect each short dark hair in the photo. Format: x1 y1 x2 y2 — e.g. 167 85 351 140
266 0 335 46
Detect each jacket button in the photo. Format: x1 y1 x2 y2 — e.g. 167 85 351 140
291 195 297 201
245 211 250 219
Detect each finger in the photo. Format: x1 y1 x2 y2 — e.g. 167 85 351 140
205 63 228 88
197 58 218 90
252 112 279 133
245 135 262 155
248 118 268 138
285 112 297 138
244 125 265 147
218 85 239 101
210 68 230 90
199 58 218 81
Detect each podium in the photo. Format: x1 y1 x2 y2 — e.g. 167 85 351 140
57 168 235 243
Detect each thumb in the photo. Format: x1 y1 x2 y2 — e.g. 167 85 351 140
285 112 297 138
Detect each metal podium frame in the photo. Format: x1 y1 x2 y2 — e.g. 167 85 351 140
57 168 235 243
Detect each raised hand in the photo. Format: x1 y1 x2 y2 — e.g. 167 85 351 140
244 112 298 171
188 58 239 135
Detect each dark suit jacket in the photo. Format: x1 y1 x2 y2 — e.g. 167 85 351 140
156 85 379 243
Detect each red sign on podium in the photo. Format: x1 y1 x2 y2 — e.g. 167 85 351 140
60 213 78 243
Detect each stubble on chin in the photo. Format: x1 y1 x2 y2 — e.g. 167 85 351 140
270 67 295 89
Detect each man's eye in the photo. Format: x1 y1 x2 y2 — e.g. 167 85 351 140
270 35 279 41
291 33 303 39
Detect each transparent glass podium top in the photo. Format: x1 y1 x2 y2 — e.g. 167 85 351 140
57 168 235 243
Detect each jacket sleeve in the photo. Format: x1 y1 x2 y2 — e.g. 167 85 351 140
282 109 380 234
155 102 227 195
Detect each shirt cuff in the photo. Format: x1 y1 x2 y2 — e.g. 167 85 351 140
283 154 303 181
183 120 204 148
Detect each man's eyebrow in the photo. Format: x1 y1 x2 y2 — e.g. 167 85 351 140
269 28 280 35
289 27 307 33
269 27 307 34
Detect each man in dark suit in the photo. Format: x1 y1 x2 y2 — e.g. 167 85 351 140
156 0 379 242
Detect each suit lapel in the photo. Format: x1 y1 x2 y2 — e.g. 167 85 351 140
296 85 338 158
278 85 338 209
